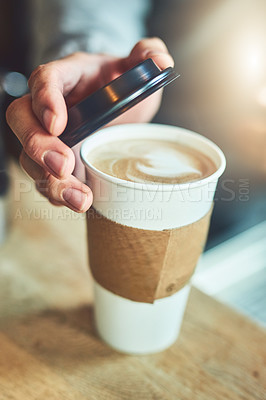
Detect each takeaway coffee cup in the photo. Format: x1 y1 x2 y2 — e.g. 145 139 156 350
81 123 226 354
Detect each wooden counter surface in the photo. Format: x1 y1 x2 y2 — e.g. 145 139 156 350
0 163 265 400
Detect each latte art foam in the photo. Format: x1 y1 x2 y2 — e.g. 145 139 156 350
88 139 216 184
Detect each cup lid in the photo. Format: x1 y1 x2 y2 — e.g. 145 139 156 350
59 58 179 147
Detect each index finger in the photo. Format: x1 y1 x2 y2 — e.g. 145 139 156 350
28 59 81 136
28 53 104 137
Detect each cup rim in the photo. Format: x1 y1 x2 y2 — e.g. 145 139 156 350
80 123 226 192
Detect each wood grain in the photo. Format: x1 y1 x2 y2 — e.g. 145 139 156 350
0 162 265 399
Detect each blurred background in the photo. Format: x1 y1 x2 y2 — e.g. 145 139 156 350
0 0 265 325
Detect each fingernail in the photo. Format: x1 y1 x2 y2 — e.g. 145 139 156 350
145 51 174 67
145 50 163 57
43 109 56 134
43 151 67 177
62 188 88 211
143 49 163 58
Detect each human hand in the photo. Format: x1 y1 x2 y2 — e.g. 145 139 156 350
6 38 174 212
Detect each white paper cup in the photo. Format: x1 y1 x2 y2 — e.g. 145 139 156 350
81 123 226 354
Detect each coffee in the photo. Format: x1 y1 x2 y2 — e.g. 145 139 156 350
87 139 216 184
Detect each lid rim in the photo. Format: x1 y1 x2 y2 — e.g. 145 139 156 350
59 60 179 147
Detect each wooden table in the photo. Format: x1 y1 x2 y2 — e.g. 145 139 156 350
0 162 265 400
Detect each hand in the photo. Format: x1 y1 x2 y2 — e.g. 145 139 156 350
6 38 174 212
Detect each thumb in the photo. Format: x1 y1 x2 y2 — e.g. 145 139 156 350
125 37 174 70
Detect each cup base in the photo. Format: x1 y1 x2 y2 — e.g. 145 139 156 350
93 282 191 355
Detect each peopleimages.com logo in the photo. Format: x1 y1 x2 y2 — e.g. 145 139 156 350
218 178 250 202
12 176 250 204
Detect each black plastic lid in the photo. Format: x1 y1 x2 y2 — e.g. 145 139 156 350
59 58 179 147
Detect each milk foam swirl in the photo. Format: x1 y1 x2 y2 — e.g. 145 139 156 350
88 139 216 184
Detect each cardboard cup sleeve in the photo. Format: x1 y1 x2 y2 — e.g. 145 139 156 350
86 207 212 303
